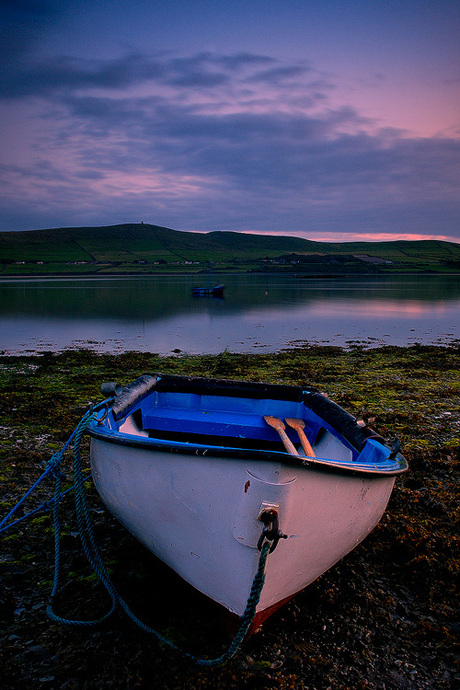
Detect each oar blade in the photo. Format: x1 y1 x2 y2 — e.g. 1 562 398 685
263 415 285 432
285 417 315 457
263 415 298 455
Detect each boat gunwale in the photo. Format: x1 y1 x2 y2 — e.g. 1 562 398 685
88 426 408 478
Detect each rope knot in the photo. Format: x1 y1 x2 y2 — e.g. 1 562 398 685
46 451 66 480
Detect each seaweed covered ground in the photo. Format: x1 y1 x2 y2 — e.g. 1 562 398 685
0 345 459 689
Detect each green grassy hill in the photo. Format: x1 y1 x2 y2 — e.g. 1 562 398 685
0 223 459 275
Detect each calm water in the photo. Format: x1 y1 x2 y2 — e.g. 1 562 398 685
1 274 460 355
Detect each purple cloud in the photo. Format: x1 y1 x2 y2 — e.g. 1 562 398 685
0 45 459 239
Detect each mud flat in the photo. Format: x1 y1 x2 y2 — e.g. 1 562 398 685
0 345 459 689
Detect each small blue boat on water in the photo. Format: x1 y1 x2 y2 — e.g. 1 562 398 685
191 284 225 297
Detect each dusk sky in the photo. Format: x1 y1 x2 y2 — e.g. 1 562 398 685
1 0 459 242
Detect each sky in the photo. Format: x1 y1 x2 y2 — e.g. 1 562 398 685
0 0 459 242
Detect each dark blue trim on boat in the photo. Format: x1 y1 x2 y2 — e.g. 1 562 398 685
88 426 407 476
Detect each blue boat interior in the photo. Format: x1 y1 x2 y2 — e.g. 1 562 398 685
92 374 407 474
107 389 361 460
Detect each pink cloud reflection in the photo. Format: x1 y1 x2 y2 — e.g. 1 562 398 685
308 298 456 319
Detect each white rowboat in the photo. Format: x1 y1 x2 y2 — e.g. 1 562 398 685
89 374 407 629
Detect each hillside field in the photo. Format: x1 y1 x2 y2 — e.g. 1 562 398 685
1 223 459 275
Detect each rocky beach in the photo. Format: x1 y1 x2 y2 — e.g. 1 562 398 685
0 345 458 689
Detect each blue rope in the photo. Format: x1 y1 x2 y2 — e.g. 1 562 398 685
0 465 54 533
0 457 91 535
0 400 109 535
0 477 90 534
46 409 118 627
46 409 272 666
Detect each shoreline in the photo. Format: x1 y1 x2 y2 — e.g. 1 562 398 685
2 339 460 359
1 346 459 689
1 270 460 280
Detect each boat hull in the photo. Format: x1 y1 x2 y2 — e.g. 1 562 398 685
90 436 395 618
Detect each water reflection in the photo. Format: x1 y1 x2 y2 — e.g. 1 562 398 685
1 274 459 354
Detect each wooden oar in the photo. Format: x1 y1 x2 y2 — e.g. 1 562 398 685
285 418 316 457
263 416 299 455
